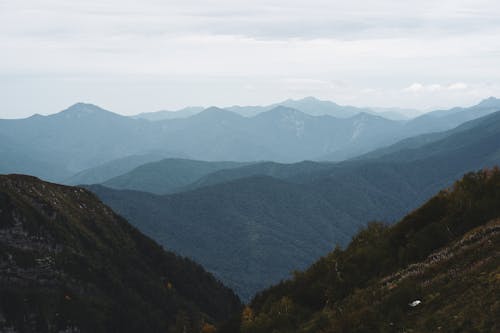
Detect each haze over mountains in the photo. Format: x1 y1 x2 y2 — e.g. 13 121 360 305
134 97 421 120
88 109 500 300
1 97 500 184
4 0 500 329
1 95 500 330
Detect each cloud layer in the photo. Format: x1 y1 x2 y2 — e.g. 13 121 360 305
1 0 500 117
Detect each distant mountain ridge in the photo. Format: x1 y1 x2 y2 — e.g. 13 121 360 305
134 106 205 121
135 97 422 120
1 97 499 182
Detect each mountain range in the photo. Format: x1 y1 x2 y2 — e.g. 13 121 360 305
88 110 500 301
2 97 499 183
134 97 421 120
1 95 499 331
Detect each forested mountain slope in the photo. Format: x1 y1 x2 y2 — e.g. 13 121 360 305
234 168 500 333
89 176 358 301
0 175 241 333
102 159 250 194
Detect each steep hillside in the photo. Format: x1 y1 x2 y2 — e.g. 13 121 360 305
235 168 500 333
102 159 250 194
0 175 241 332
89 176 359 302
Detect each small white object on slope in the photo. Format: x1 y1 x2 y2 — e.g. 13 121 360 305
409 300 422 307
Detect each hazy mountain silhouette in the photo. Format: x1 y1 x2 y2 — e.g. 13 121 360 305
65 152 179 185
88 110 500 301
2 98 499 182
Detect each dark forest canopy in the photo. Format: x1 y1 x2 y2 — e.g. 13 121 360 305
229 168 500 333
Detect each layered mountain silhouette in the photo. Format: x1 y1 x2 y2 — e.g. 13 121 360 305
0 175 241 332
88 110 500 300
135 97 420 120
0 96 499 333
2 98 499 183
225 97 373 118
0 103 181 180
134 107 205 121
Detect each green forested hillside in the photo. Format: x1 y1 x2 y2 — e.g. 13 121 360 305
102 158 249 194
0 175 241 333
89 176 359 301
234 168 500 333
179 160 334 192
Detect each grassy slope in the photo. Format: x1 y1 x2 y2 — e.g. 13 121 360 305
236 168 500 333
0 175 241 333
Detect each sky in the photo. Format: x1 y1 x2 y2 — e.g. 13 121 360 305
1 0 500 118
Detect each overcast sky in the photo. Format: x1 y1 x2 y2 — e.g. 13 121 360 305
2 0 500 118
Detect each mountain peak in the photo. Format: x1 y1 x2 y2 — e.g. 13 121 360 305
203 106 227 113
302 96 319 101
298 96 333 104
477 96 500 108
258 105 309 119
192 106 242 120
65 102 106 113
56 103 120 119
282 96 338 106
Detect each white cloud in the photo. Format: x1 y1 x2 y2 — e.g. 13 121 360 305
448 82 468 90
1 0 500 117
403 82 470 93
404 83 425 92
